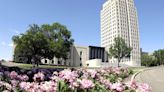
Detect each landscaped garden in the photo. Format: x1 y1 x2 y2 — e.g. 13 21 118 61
0 65 151 92
0 22 151 92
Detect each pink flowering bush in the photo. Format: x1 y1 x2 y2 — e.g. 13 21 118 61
19 81 57 92
33 72 44 82
127 80 138 89
9 71 18 79
0 67 151 92
80 79 95 89
0 81 12 91
111 82 124 92
138 83 152 92
59 69 78 83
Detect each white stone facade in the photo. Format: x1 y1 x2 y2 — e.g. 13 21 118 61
41 45 107 67
41 45 89 67
101 0 141 66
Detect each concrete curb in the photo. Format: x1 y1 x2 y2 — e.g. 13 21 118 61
131 68 152 81
131 70 143 81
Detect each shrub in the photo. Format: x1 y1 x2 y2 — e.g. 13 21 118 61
0 67 151 92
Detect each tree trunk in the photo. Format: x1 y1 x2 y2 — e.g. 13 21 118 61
31 58 36 68
32 55 40 68
36 62 39 67
35 55 40 68
118 58 121 67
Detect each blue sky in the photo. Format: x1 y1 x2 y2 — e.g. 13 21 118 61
0 0 164 60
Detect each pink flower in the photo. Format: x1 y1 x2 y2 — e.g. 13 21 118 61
53 71 58 76
3 90 10 92
70 81 79 89
59 69 78 83
4 83 12 90
138 83 151 92
111 83 124 92
20 82 36 92
21 82 38 92
128 80 138 89
33 72 45 82
19 82 27 89
113 68 121 74
40 81 57 92
0 81 3 87
99 78 112 89
11 80 18 88
20 81 57 92
0 81 12 90
72 82 79 87
82 72 89 79
10 71 18 79
51 75 60 82
99 69 106 75
80 79 95 89
18 75 29 81
87 70 97 78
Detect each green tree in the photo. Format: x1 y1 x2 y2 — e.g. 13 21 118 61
13 24 56 67
41 23 74 64
141 54 157 66
13 23 74 67
109 37 132 67
153 49 164 65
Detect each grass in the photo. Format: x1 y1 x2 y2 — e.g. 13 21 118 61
129 67 146 73
2 62 146 71
18 64 67 69
2 62 68 69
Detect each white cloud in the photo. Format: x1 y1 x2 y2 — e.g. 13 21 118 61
1 41 6 46
15 30 20 34
8 43 14 47
8 28 20 35
1 41 14 47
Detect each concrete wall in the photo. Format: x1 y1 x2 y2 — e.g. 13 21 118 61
41 44 140 67
86 59 102 67
41 45 89 67
71 45 88 67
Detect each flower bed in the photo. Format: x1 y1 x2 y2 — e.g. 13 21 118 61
0 67 151 92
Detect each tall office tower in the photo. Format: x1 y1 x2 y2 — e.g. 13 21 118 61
100 0 140 66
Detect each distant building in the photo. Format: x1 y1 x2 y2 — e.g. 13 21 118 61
100 0 141 66
41 45 107 67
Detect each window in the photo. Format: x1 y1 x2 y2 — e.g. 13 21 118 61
106 60 109 63
58 61 61 65
52 60 54 64
80 51 82 56
80 63 82 67
45 59 47 64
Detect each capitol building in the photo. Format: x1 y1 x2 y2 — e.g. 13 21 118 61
42 0 141 67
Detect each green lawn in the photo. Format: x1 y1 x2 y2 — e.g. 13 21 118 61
129 67 146 73
2 62 68 69
18 64 67 69
2 62 146 71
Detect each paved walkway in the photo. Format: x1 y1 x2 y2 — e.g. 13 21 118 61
135 67 164 92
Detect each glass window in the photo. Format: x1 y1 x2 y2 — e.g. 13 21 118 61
45 59 47 64
80 51 82 56
52 60 54 64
